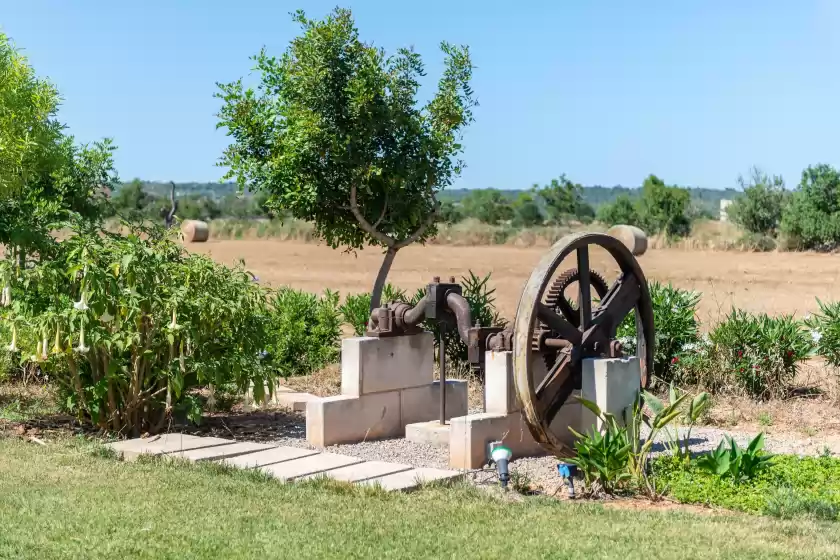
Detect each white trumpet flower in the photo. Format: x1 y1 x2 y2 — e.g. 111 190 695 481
7 325 17 352
74 292 89 312
75 323 89 354
168 309 180 330
52 326 62 354
100 311 114 324
1 286 11 307
40 337 48 360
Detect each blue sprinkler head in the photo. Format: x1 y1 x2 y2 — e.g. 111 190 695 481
557 462 577 499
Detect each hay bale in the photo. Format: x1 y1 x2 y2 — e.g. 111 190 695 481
182 220 209 243
607 225 648 256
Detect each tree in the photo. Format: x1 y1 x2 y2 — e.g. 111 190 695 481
511 192 542 227
536 175 593 225
781 164 840 250
216 8 476 310
727 167 786 236
439 200 464 224
0 33 118 254
636 175 691 237
597 194 639 226
461 189 514 225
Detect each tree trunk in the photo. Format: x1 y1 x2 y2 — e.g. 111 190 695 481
369 246 398 313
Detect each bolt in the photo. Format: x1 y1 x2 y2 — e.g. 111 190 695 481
433 276 441 283
449 276 456 283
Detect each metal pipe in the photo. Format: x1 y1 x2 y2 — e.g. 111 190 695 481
403 295 428 326
439 325 446 425
445 292 472 343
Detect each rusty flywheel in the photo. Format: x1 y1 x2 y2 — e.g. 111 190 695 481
513 232 655 457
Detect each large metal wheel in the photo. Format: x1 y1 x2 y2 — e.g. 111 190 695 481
513 232 655 457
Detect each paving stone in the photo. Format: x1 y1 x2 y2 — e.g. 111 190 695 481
359 467 463 491
299 461 413 483
219 446 320 469
259 452 364 481
107 434 232 461
165 441 275 462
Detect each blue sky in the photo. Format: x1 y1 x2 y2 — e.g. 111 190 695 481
3 1 839 190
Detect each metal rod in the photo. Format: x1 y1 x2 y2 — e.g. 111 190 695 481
577 246 592 331
439 325 446 425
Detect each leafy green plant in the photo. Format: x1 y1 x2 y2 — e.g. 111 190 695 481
648 384 711 460
572 390 688 496
676 310 812 398
1 221 275 435
266 288 341 377
781 164 840 251
654 451 840 516
616 281 701 384
567 411 632 495
695 433 774 482
805 299 840 367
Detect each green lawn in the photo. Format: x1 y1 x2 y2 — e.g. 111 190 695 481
1 437 840 559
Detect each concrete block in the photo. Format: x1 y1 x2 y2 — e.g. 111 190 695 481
299 461 413 483
306 392 401 447
400 380 467 426
449 412 550 470
580 357 641 431
107 434 232 461
219 446 319 469
359 467 463 491
484 351 519 414
405 421 451 447
165 442 274 462
260 452 364 481
341 334 434 396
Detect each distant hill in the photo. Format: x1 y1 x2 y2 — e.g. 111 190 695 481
117 180 741 216
440 186 741 215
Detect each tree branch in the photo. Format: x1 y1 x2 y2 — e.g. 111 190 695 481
349 184 395 247
394 201 440 250
372 194 388 230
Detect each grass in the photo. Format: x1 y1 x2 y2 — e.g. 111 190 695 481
2 438 840 559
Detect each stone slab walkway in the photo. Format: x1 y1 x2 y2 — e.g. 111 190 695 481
106 434 462 492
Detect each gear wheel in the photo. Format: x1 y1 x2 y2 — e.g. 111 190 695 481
535 268 610 370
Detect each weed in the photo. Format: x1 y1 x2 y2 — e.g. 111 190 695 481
758 412 773 426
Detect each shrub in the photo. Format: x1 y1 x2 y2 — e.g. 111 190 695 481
266 288 341 377
674 310 812 398
727 167 786 236
781 164 840 250
1 222 275 435
460 189 514 225
616 282 701 385
339 284 409 336
596 195 639 227
805 299 840 367
636 175 692 238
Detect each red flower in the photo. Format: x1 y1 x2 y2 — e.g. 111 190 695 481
737 351 743 358
787 350 794 357
671 356 679 364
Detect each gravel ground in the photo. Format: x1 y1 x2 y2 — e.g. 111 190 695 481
184 409 840 495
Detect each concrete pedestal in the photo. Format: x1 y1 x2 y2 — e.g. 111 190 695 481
306 333 468 447
579 357 641 432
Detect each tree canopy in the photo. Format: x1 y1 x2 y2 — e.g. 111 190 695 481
216 7 476 308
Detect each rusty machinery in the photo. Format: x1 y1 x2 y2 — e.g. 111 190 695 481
365 232 655 457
